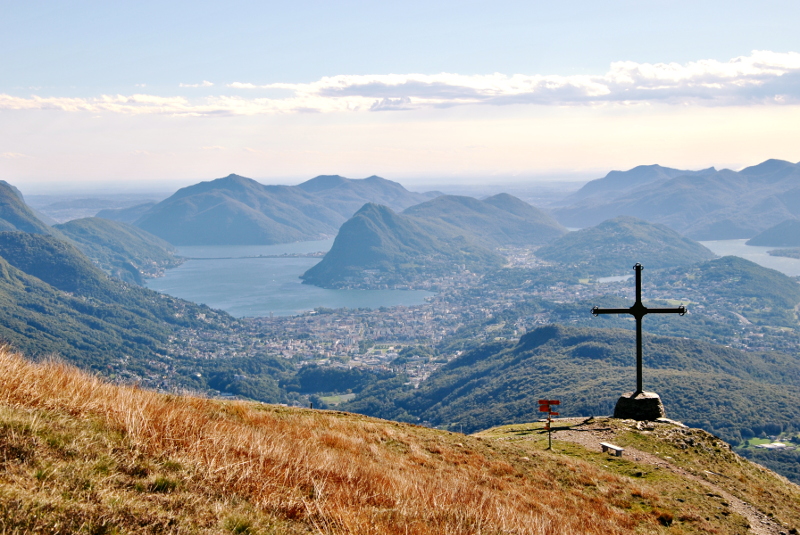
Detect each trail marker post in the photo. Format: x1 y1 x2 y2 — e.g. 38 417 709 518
591 263 687 420
539 399 560 450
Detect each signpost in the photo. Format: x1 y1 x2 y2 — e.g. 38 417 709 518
539 399 560 450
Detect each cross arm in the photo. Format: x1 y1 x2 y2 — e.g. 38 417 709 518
646 306 687 315
591 306 631 316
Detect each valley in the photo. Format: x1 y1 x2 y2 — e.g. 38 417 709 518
3 163 800 488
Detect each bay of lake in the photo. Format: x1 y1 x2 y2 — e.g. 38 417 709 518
597 240 800 283
699 239 800 277
145 239 434 318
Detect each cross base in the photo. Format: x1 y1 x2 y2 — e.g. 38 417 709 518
613 392 666 421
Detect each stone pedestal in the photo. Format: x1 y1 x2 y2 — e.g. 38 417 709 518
613 392 665 421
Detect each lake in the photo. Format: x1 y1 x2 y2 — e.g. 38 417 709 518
146 238 800 319
145 239 434 318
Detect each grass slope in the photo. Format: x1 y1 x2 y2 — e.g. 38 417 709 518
536 216 716 277
56 217 183 284
2 350 798 534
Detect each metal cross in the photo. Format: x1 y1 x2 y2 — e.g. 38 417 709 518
591 263 686 395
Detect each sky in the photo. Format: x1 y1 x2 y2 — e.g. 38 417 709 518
2 1 800 193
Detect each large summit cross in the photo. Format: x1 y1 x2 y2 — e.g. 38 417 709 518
591 263 686 398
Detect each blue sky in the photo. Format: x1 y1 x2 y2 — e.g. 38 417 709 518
2 1 800 191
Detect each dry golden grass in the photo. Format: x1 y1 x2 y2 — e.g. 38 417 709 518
0 347 788 534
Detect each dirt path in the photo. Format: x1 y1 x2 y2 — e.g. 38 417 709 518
548 419 785 535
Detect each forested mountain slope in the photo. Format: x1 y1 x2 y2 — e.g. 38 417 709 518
56 217 183 284
536 216 716 276
0 231 227 371
345 324 800 445
301 203 503 288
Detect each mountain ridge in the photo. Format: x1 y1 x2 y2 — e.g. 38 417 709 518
552 159 800 239
133 173 440 245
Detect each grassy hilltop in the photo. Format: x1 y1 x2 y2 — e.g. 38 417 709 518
1 349 799 534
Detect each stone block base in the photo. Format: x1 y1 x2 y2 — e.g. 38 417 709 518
613 392 666 421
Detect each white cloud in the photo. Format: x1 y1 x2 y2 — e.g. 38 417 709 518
227 82 258 89
179 81 214 88
0 152 29 159
2 51 799 117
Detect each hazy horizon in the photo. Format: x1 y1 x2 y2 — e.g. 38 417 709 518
2 2 799 189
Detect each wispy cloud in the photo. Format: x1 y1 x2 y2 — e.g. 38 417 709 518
179 81 214 88
2 51 799 117
0 152 30 159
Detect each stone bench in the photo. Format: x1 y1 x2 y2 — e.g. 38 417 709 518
600 442 624 457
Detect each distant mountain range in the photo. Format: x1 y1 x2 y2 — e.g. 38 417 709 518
552 159 800 239
301 194 566 288
536 216 716 277
404 193 565 247
107 174 441 246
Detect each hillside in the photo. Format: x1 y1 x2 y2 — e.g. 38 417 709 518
345 324 800 446
0 232 228 371
553 159 800 239
746 219 800 246
0 180 55 235
56 217 183 284
1 351 798 534
535 216 716 277
133 173 439 245
96 201 158 223
659 255 800 327
301 203 503 288
0 231 121 300
403 193 566 247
